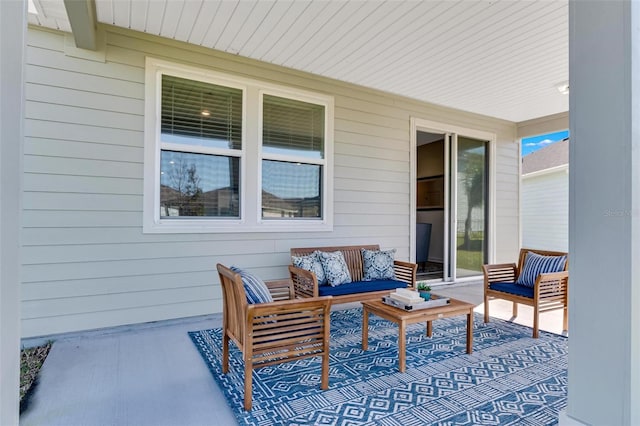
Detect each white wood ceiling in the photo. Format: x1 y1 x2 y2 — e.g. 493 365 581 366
28 0 568 123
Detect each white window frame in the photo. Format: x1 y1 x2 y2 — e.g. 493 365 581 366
258 89 333 228
143 57 334 233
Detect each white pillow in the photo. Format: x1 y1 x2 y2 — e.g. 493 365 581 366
318 251 352 287
291 251 327 285
361 248 396 280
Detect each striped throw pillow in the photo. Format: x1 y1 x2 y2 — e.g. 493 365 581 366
515 252 567 288
230 266 273 304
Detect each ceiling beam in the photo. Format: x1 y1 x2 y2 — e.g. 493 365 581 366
63 0 97 50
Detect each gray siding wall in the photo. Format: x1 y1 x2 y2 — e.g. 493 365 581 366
22 25 518 337
522 169 569 252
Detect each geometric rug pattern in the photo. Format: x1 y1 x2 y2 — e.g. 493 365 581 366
189 308 567 426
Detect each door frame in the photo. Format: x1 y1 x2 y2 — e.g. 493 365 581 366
410 118 497 281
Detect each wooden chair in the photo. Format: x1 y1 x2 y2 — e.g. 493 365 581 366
483 248 569 338
217 264 332 410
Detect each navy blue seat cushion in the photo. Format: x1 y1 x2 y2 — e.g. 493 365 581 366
318 279 407 297
489 282 534 299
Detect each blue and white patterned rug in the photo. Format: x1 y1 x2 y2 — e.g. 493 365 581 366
189 308 567 426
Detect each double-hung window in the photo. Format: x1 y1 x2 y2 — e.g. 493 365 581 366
144 58 333 233
159 75 243 219
260 93 326 221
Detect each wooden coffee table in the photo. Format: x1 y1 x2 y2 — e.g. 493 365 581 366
361 297 475 372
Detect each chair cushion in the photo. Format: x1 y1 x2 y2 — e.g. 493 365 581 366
489 282 534 299
318 279 407 297
291 251 327 285
318 251 352 287
516 251 567 288
361 248 396 281
230 266 273 304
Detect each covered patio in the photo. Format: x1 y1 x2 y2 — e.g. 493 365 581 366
2 1 639 425
20 282 570 426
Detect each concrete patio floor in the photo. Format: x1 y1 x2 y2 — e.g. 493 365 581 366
20 281 567 426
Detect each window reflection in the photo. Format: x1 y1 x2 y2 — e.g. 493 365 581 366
261 160 321 219
160 151 240 218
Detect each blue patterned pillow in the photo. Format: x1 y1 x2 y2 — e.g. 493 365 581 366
362 248 396 280
292 252 327 285
318 251 352 287
230 266 273 304
515 252 567 288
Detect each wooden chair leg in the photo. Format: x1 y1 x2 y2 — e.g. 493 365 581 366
244 358 253 411
321 350 329 390
563 305 568 332
532 305 540 338
321 312 330 389
222 333 229 374
512 302 518 318
484 293 490 323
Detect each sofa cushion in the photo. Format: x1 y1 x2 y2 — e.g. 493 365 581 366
516 251 567 288
291 251 327 286
230 266 273 304
361 248 396 281
318 279 407 297
489 282 534 299
318 251 352 286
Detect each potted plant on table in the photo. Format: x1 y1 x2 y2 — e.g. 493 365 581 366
417 283 432 300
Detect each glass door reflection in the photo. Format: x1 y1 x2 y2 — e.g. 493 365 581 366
454 136 488 278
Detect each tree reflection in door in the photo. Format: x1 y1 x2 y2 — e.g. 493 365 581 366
456 137 487 276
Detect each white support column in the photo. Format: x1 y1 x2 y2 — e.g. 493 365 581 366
0 0 26 424
566 1 640 425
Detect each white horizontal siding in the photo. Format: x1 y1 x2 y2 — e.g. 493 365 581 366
26 120 143 147
493 137 520 263
22 272 218 300
24 174 142 195
22 225 411 246
22 26 518 337
521 169 569 252
24 156 142 179
25 138 143 162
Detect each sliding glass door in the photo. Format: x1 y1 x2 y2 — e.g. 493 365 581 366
451 136 488 279
413 121 490 283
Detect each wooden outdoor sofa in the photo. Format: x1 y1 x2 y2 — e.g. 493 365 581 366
288 244 418 304
483 248 569 338
217 264 331 411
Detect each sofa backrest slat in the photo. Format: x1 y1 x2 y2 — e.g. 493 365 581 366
290 244 380 282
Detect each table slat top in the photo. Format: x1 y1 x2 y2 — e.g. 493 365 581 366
361 296 475 320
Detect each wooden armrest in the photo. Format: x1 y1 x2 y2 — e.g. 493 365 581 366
288 265 319 298
249 295 332 312
537 270 568 281
482 263 517 287
264 278 294 301
247 296 332 321
393 260 418 287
